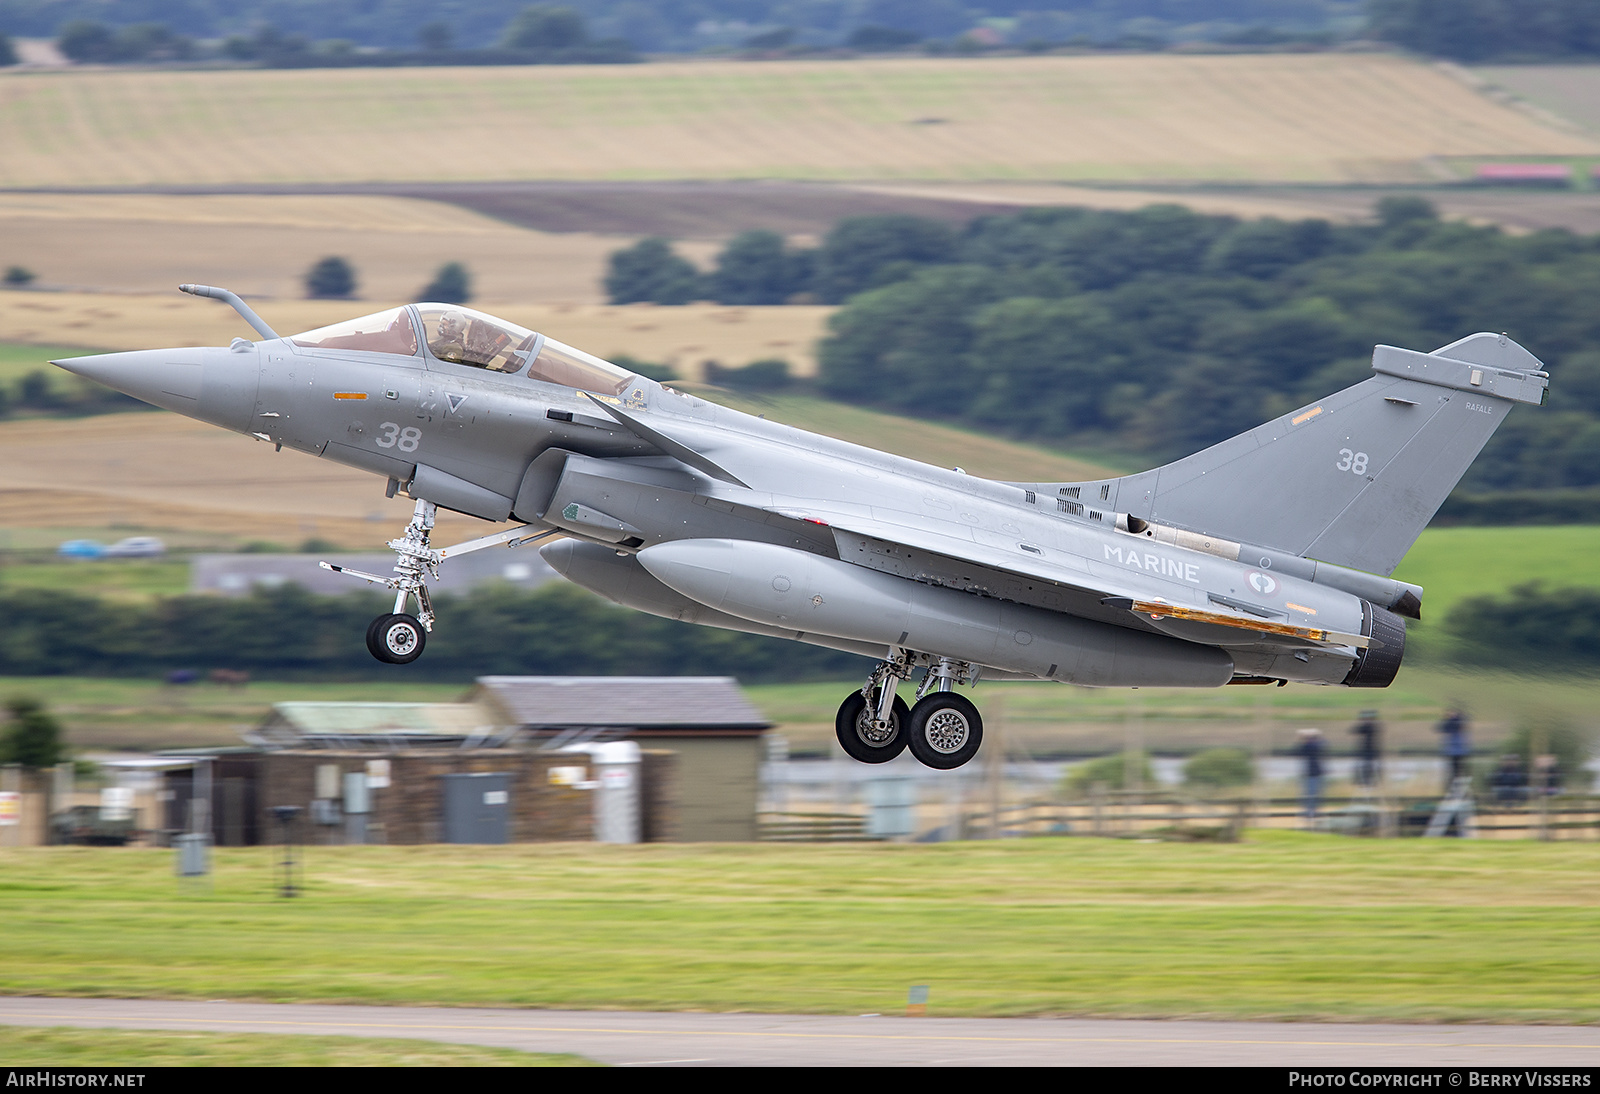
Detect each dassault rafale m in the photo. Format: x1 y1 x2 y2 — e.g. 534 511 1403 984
55 285 1549 770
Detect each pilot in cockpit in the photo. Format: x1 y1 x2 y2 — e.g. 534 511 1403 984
432 310 514 369
429 310 469 361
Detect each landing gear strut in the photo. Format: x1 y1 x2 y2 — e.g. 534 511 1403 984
835 649 915 763
836 651 984 769
322 497 554 664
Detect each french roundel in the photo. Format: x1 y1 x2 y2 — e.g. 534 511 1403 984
1247 571 1279 596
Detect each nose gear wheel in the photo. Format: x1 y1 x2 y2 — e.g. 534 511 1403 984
368 613 426 664
321 496 555 664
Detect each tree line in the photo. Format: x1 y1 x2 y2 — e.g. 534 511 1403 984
0 582 868 682
45 6 635 67
1367 0 1600 61
0 371 141 419
607 218 959 306
617 199 1600 509
1 576 1593 680
1447 584 1600 673
0 2 1362 57
6 3 1595 67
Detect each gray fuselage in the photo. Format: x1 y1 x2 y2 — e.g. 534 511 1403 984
56 299 1433 690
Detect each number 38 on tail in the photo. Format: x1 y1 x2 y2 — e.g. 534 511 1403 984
55 285 1549 770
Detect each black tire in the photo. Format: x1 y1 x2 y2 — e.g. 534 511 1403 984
835 691 910 764
365 614 394 661
906 692 983 770
375 613 426 664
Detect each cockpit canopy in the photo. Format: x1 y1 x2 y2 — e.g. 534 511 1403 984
416 304 528 372
290 304 636 396
292 306 417 356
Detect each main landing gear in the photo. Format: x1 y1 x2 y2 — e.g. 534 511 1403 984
834 650 984 770
321 498 554 664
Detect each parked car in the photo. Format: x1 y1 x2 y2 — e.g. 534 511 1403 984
56 539 106 559
50 805 138 846
105 536 165 558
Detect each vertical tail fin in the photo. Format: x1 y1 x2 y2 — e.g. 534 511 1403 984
1024 334 1548 577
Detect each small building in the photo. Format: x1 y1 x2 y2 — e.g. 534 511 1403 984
255 748 602 845
159 748 263 845
148 678 767 845
238 701 674 844
473 677 772 841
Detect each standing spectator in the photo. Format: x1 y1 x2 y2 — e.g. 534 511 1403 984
1491 753 1528 804
1297 727 1325 824
1436 708 1470 789
1351 709 1381 789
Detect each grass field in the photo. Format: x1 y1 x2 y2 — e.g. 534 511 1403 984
3 836 1600 1023
0 515 1583 599
1393 524 1600 628
0 409 481 549
0 340 97 403
0 341 92 385
0 387 1117 549
0 295 834 377
4 656 1594 757
14 187 1600 323
0 1025 592 1066
18 186 1600 319
745 662 1600 760
1476 65 1600 138
0 558 190 602
700 390 1123 479
0 193 690 306
0 55 1590 189
0 677 469 752
0 517 1581 616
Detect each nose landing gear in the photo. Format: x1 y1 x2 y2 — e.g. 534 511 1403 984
322 497 555 663
836 651 984 769
366 613 426 664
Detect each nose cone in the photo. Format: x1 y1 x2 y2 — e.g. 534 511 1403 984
54 348 207 415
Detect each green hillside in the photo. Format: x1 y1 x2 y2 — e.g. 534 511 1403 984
1393 524 1600 658
0 343 97 402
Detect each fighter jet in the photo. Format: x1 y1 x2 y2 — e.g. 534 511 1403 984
54 285 1549 770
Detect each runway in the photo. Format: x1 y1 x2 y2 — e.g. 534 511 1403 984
2 998 1599 1066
